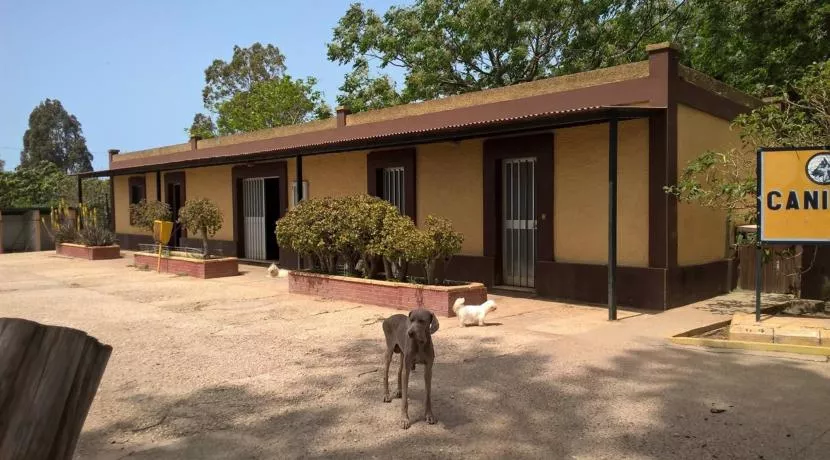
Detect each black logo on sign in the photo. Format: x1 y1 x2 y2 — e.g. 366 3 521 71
806 152 830 185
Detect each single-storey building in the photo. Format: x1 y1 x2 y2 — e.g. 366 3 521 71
82 43 762 309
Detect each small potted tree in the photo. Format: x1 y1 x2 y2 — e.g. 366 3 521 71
177 198 224 258
129 199 172 244
133 198 238 278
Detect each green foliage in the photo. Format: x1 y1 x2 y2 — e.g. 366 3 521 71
667 60 830 226
78 223 116 247
20 99 92 173
216 76 332 135
336 59 402 113
197 43 332 135
129 199 172 235
177 198 224 257
276 195 463 284
0 161 70 208
374 212 420 281
49 200 78 245
328 0 830 102
48 201 114 247
410 215 464 285
186 113 217 139
276 197 344 273
202 43 287 113
335 194 399 277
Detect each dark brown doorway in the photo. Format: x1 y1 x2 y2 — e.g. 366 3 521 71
164 172 186 247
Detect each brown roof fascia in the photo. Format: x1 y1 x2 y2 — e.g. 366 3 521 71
82 105 663 178
109 78 657 173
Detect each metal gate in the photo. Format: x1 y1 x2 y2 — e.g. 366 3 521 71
243 178 266 260
502 158 536 287
382 167 405 214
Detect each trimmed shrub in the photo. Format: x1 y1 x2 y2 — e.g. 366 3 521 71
177 198 223 257
276 194 464 285
129 199 172 240
410 215 464 285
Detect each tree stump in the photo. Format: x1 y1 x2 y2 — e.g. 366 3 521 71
0 318 112 460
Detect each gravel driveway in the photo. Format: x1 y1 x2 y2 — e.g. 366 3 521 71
2 251 830 459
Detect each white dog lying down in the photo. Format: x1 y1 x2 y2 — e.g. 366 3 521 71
452 297 497 327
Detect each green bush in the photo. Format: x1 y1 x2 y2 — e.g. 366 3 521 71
410 216 464 285
79 224 116 246
129 199 172 237
177 198 223 257
276 194 463 284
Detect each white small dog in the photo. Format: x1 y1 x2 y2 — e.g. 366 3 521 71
452 297 497 327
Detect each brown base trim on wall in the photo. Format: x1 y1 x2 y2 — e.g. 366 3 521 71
180 238 238 258
116 233 155 250
667 259 731 308
536 261 667 310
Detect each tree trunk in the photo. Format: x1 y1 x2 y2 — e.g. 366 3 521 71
201 227 209 257
0 318 112 460
383 257 394 280
424 260 436 285
397 259 409 282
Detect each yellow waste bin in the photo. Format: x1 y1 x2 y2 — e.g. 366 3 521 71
152 220 174 271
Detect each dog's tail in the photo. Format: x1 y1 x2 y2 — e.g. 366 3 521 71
452 297 465 313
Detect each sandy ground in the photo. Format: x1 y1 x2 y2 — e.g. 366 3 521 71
2 251 830 459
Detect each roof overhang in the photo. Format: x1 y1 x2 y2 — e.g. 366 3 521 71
77 105 664 178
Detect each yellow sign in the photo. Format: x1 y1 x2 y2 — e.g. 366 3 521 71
759 147 830 242
153 220 174 245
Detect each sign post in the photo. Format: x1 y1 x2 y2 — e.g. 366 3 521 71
757 146 830 321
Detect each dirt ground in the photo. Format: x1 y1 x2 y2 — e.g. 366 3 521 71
3 251 830 459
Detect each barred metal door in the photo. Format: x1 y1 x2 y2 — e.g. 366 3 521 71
243 178 266 260
502 158 536 287
382 167 405 214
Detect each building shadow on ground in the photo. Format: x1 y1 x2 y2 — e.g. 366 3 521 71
80 334 830 459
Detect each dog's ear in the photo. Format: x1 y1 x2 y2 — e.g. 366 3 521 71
429 313 440 334
408 310 414 320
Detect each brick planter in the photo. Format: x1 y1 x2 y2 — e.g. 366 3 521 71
134 253 239 279
288 271 488 317
57 243 121 260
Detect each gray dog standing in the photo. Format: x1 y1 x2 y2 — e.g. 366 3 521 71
382 308 439 429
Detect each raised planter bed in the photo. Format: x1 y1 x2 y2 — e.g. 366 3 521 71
288 271 488 317
57 243 121 260
134 253 239 279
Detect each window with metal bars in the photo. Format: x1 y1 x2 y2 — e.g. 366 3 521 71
379 167 405 214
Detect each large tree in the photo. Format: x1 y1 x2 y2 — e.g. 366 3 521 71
0 161 69 208
216 76 332 135
336 58 402 113
328 0 830 108
20 99 93 173
197 43 331 136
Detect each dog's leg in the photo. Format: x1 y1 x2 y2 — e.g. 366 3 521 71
400 360 411 429
382 348 393 403
424 363 436 424
478 316 485 327
394 354 403 398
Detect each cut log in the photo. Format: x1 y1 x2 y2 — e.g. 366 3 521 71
0 318 112 460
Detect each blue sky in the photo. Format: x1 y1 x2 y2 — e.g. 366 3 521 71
0 0 406 171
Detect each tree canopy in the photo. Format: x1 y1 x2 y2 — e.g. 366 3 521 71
668 60 830 225
196 43 331 136
216 76 331 135
187 113 217 139
20 99 93 173
328 0 830 110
